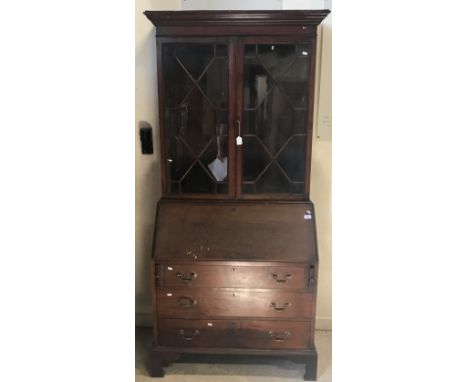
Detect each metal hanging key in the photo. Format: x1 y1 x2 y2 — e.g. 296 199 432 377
236 120 243 146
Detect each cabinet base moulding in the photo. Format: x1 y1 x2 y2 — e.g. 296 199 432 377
147 344 318 381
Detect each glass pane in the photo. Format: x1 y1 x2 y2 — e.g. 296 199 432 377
291 182 305 194
245 44 256 57
242 136 271 182
181 89 216 156
258 90 294 155
176 44 214 80
282 58 309 109
256 164 290 194
216 45 227 57
162 43 228 194
181 163 215 193
257 44 296 79
293 110 307 134
277 136 306 182
162 45 193 108
242 182 255 193
242 43 310 195
198 57 228 109
243 56 271 109
164 128 194 181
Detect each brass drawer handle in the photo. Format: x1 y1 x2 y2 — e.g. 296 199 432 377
177 329 200 341
268 330 291 342
271 273 292 283
176 271 198 281
270 302 291 311
177 296 198 307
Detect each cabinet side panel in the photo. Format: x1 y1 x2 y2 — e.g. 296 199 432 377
156 39 168 196
304 35 318 197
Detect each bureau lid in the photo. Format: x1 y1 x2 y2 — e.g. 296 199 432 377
153 201 317 263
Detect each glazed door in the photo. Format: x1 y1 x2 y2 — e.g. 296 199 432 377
157 37 314 199
158 38 235 198
236 38 315 199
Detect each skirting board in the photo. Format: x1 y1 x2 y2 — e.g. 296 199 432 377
135 314 332 331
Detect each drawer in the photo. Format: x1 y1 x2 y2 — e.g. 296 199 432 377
159 263 311 289
157 288 315 319
158 319 310 349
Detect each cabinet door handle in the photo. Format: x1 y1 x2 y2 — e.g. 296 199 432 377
271 273 292 283
269 302 291 311
268 330 291 342
177 329 199 341
176 271 197 281
177 296 198 307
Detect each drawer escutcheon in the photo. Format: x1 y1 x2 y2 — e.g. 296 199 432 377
268 330 291 342
176 271 197 281
177 296 198 308
269 302 291 311
271 273 292 283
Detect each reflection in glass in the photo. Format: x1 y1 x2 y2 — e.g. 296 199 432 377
242 44 310 195
162 43 228 194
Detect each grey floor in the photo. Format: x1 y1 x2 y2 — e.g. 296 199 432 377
136 328 332 382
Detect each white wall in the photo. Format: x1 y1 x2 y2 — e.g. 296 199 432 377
182 0 281 10
311 13 332 331
135 0 332 329
281 0 332 330
135 0 182 323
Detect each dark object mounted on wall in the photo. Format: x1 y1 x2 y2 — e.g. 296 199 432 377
139 126 153 154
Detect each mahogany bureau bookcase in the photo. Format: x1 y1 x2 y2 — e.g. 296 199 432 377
143 10 330 381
